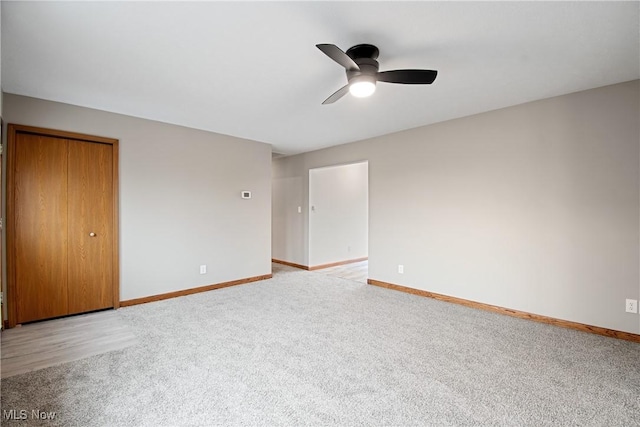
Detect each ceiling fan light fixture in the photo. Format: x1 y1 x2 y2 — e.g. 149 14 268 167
349 76 376 98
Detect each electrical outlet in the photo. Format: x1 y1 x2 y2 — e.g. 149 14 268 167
398 264 404 274
200 265 207 275
626 299 638 314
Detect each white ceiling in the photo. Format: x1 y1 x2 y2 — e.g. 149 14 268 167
2 1 639 155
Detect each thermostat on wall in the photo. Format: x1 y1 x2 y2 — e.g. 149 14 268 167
241 191 252 199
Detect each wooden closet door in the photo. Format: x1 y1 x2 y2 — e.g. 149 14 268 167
14 133 69 323
67 140 114 314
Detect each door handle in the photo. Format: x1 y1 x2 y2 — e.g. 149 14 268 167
89 232 96 237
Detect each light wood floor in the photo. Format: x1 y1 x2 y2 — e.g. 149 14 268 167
314 260 368 283
1 309 138 378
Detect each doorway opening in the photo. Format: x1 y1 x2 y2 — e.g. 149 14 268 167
308 161 368 282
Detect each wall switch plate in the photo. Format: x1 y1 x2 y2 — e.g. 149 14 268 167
626 299 638 313
297 206 302 213
398 265 404 274
200 265 207 275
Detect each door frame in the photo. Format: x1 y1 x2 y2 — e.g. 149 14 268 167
6 124 120 328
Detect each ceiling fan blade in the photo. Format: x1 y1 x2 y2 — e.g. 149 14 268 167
316 44 360 71
377 69 438 84
322 84 350 105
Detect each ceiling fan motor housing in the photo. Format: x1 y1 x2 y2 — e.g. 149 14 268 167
346 44 380 83
346 44 380 60
347 48 379 96
348 58 379 77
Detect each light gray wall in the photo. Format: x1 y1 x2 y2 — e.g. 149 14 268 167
272 80 640 334
3 93 272 302
308 162 368 266
272 156 308 266
272 173 305 264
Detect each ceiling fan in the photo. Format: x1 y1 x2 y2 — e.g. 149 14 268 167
316 43 438 105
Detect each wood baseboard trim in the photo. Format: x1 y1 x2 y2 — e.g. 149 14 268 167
308 257 369 271
272 259 310 270
272 257 369 271
120 274 272 307
367 279 640 344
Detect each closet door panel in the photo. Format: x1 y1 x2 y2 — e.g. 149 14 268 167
14 133 69 323
67 140 114 314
